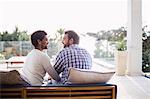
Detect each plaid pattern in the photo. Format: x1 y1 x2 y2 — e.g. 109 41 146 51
54 44 92 84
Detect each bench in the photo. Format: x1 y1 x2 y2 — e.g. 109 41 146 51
0 84 117 99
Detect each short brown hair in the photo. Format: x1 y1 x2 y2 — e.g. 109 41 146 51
65 30 79 44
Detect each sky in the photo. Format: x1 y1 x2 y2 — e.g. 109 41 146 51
0 0 150 35
0 0 127 35
0 0 150 56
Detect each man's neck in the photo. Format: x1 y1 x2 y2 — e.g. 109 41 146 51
35 47 43 51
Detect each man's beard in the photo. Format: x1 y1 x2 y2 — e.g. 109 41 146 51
63 42 70 48
43 45 47 49
64 45 69 48
44 46 48 49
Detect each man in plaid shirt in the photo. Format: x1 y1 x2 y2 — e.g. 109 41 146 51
54 30 92 84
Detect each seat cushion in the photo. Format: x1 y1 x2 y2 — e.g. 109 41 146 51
67 67 115 84
0 70 27 85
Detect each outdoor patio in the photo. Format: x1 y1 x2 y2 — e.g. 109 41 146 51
109 75 150 99
0 0 150 99
93 60 150 99
94 59 150 99
0 57 150 99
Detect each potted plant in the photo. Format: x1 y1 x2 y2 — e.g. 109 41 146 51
115 40 127 76
116 40 127 51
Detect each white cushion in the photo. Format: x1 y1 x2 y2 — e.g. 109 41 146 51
67 68 115 84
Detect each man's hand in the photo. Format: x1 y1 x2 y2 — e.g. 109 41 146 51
48 76 52 80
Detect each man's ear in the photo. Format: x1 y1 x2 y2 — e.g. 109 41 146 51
69 38 74 44
37 40 41 45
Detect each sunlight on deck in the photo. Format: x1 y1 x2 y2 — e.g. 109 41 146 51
109 75 150 99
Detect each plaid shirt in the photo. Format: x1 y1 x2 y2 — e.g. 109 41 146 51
54 44 92 84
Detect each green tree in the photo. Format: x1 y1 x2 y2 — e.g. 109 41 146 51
47 28 65 58
56 28 65 41
0 26 29 41
142 25 150 72
11 26 20 41
12 26 29 41
86 27 127 58
110 27 127 42
1 31 11 41
0 32 2 41
18 31 29 41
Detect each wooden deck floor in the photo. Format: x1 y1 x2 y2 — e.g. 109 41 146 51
109 75 150 99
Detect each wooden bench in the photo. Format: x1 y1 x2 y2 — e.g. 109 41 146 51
0 84 117 99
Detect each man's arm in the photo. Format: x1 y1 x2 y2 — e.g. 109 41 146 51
42 54 60 81
53 52 65 75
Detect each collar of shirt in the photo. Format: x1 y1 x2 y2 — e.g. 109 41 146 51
69 44 79 48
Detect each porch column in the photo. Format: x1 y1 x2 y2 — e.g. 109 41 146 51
127 0 142 75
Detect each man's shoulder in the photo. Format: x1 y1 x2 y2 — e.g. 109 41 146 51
61 47 71 51
58 48 69 55
31 49 49 58
61 46 87 52
76 47 88 52
58 46 89 54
